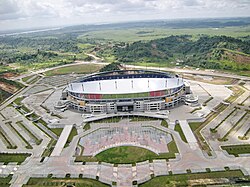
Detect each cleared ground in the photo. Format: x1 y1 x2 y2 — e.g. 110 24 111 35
24 177 109 187
44 64 104 76
79 26 250 42
139 170 245 187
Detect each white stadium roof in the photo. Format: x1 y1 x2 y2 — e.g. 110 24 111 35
67 77 184 94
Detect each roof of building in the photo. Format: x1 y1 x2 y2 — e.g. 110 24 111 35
68 77 184 94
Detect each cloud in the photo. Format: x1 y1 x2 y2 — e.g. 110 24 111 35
0 0 249 31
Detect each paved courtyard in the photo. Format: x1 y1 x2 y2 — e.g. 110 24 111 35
79 121 172 156
0 73 250 187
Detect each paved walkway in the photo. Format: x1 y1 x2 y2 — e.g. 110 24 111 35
51 125 73 157
179 120 199 150
1 66 250 186
5 120 250 187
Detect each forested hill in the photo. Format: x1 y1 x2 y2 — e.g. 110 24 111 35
112 35 250 71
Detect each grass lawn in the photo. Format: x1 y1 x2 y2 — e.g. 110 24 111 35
192 103 228 156
174 124 188 143
16 121 42 145
218 111 248 142
64 127 78 147
41 139 57 157
189 122 202 132
27 76 41 84
92 117 121 123
22 75 36 83
12 97 32 114
5 122 32 149
83 123 91 131
24 177 109 187
75 140 178 164
203 97 214 106
44 64 103 76
50 128 63 136
0 127 17 149
221 144 250 156
0 88 11 104
139 170 244 187
0 175 12 187
0 153 31 164
12 97 24 105
225 86 245 104
95 146 157 164
161 120 168 128
130 116 157 121
37 119 48 127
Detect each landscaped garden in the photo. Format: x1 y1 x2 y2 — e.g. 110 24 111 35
75 139 179 164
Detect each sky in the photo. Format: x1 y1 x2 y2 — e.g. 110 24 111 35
0 0 250 31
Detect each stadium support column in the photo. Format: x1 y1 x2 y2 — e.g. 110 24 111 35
99 82 101 91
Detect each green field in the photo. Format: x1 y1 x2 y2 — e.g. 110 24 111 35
12 96 24 105
41 139 57 157
221 144 250 156
22 75 36 83
75 140 178 164
0 65 14 75
189 122 202 132
139 170 245 187
92 117 121 123
0 89 11 104
64 127 78 147
24 177 109 187
79 26 250 42
174 124 188 143
96 146 158 164
129 116 158 121
161 120 168 128
44 64 104 76
0 153 31 164
83 123 91 131
0 175 12 187
50 128 63 136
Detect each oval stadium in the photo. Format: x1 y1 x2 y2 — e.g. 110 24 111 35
63 70 196 113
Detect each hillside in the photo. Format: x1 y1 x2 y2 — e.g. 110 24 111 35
110 35 250 71
0 78 23 103
0 18 250 76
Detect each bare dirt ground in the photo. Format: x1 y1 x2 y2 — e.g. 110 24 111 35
183 74 238 85
0 72 19 79
0 82 19 94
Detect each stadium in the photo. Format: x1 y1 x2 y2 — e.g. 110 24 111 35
62 70 197 113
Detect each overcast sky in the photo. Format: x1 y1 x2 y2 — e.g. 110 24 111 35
0 0 250 31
